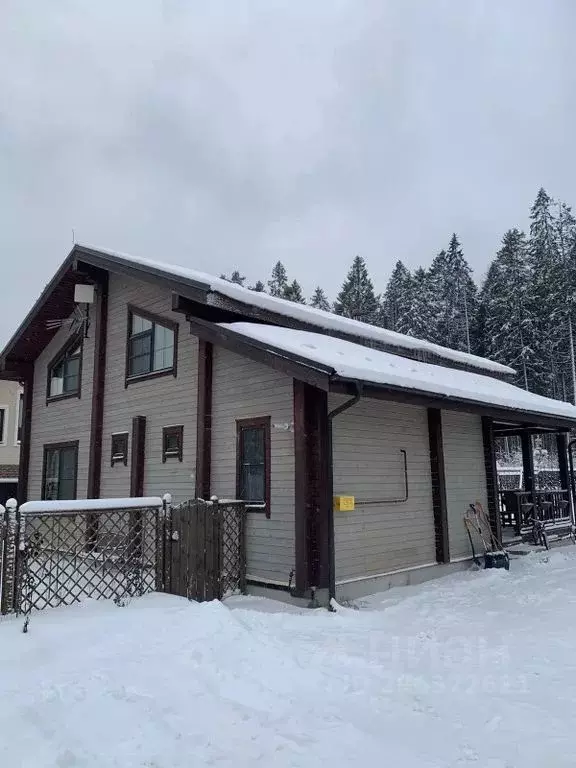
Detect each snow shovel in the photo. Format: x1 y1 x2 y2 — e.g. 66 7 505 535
464 503 510 571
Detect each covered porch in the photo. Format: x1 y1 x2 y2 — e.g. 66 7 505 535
494 422 574 546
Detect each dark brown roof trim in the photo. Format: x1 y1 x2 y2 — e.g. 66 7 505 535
1 244 513 383
203 291 514 381
330 378 576 430
186 316 333 391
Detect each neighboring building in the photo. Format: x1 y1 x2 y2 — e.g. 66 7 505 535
0 379 22 505
1 244 576 603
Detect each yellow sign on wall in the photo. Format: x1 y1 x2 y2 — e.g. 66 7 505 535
333 495 355 512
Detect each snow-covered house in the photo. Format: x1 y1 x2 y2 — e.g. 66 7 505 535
2 244 576 603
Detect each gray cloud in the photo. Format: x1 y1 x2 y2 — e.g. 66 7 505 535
1 0 575 343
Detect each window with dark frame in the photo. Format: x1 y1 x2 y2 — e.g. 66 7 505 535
42 442 78 500
48 338 82 399
236 417 271 518
127 308 176 381
162 425 183 462
111 432 129 466
0 408 5 444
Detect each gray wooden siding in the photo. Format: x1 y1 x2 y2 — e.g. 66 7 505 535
99 274 198 503
211 348 295 585
442 410 488 560
330 395 436 583
28 325 95 500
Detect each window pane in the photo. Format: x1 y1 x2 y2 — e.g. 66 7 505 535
50 361 64 396
243 428 265 463
165 433 179 452
44 449 60 500
63 356 80 393
131 314 152 336
55 447 76 500
153 324 174 371
239 426 266 502
128 334 152 376
242 464 264 501
0 409 5 443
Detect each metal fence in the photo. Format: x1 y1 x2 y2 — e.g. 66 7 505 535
0 495 247 623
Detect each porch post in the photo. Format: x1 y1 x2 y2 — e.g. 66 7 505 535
557 432 569 493
293 382 330 597
521 429 535 493
428 408 449 563
481 417 502 543
195 340 213 499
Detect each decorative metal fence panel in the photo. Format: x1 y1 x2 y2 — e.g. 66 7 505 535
0 495 247 621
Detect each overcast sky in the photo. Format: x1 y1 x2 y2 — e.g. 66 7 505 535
1 0 575 343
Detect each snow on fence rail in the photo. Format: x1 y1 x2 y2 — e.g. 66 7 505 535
0 497 169 620
0 495 248 624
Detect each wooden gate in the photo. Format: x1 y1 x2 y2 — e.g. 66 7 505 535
164 498 246 602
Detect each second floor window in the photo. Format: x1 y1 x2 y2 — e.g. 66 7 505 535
48 339 82 399
127 309 176 380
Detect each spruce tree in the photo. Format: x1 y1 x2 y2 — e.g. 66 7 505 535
428 236 477 352
249 280 265 292
479 229 536 390
310 286 331 311
334 256 379 324
268 261 288 297
551 201 576 401
283 280 306 304
401 267 436 341
381 260 412 332
527 188 560 396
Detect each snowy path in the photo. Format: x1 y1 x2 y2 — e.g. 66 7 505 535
2 551 576 767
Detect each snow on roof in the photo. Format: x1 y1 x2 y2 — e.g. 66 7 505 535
220 322 576 421
82 244 515 377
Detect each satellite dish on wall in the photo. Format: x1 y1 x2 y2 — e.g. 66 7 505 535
46 283 95 337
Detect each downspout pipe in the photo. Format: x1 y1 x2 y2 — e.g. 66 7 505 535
327 382 363 607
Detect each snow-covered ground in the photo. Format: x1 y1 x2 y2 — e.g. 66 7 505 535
2 551 576 767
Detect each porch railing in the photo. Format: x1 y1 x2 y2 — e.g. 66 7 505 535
499 489 572 537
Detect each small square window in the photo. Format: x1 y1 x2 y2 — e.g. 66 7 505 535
162 425 183 462
111 433 129 466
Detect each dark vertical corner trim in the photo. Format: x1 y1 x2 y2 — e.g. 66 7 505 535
521 428 535 494
314 388 330 591
293 380 307 593
18 369 34 504
428 408 449 563
481 416 502 542
299 386 331 593
195 340 213 498
130 415 147 497
557 432 569 492
87 273 109 498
